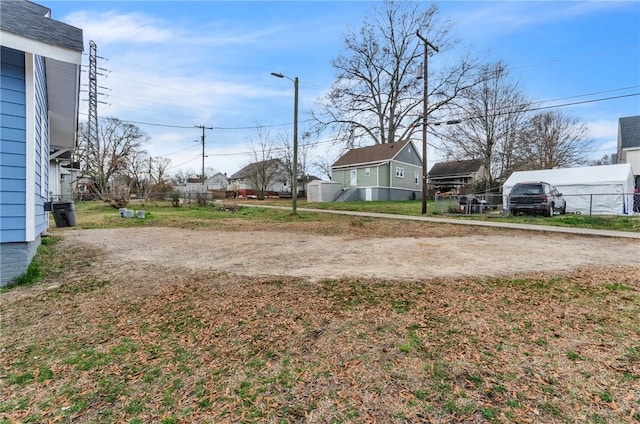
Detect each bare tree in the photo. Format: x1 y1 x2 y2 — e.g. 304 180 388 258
590 154 611 166
436 62 531 190
151 157 171 184
204 166 218 179
246 126 282 200
277 130 314 189
516 111 591 169
312 0 482 148
313 155 335 180
141 156 172 203
77 117 149 207
125 149 149 197
170 169 192 186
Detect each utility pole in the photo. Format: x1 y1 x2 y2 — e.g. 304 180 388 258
195 125 213 184
270 72 299 216
416 31 438 215
292 76 299 216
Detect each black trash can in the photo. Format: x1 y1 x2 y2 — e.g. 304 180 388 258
51 201 77 227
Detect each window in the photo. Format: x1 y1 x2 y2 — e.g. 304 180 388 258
415 172 419 185
395 167 405 178
364 167 371 176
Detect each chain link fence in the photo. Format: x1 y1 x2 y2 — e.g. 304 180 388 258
434 191 640 216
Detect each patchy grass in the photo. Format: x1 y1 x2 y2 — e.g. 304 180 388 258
1 236 62 292
67 199 640 232
58 200 514 239
1 231 638 423
251 198 640 232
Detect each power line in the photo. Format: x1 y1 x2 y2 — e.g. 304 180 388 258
527 86 640 107
450 92 640 124
85 90 638 132
505 42 640 72
108 118 315 131
527 92 640 113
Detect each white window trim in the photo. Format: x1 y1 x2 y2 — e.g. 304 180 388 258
395 167 405 178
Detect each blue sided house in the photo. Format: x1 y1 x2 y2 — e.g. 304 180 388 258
1 0 83 286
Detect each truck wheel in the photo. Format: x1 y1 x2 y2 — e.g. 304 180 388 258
545 203 554 217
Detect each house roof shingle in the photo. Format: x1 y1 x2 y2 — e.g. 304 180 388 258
429 159 483 178
331 140 412 169
1 0 83 51
229 159 284 180
619 115 640 149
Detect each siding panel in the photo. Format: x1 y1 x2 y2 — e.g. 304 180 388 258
0 127 26 141
1 47 26 243
0 114 26 129
0 139 25 154
0 177 26 192
33 54 49 236
0 101 26 117
0 88 27 105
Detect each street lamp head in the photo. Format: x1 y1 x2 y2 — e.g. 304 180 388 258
270 72 284 78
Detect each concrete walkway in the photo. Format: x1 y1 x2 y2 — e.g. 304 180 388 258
248 204 640 239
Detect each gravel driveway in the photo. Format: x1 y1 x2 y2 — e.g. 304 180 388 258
62 227 640 281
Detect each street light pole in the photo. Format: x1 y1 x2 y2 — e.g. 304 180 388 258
271 72 298 216
195 125 213 184
416 31 438 215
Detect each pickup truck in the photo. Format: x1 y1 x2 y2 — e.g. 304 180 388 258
509 181 566 217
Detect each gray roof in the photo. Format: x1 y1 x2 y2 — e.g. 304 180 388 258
332 140 411 169
619 115 640 149
428 159 483 178
0 0 83 51
229 159 284 179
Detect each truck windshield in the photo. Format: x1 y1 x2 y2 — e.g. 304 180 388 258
511 184 541 195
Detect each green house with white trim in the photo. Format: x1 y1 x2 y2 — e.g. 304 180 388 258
331 140 423 201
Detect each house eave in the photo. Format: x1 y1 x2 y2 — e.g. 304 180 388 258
2 30 82 150
332 160 388 170
47 57 81 150
430 172 479 179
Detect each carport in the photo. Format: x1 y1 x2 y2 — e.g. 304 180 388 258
502 164 635 215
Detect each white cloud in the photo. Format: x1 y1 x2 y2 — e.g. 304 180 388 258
66 11 176 45
446 2 630 40
588 119 619 139
585 119 619 159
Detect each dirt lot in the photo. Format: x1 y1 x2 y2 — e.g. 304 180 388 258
61 226 640 281
3 221 639 423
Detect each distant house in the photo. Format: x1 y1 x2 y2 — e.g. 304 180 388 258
177 172 229 195
205 172 228 190
49 151 80 201
1 0 83 285
228 159 290 198
177 177 206 194
616 115 640 188
428 159 485 194
331 140 422 201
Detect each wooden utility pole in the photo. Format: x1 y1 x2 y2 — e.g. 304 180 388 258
195 125 213 184
416 31 438 215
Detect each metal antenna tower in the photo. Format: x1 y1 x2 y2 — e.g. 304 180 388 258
87 40 99 164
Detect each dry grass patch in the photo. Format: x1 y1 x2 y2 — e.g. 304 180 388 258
1 235 638 423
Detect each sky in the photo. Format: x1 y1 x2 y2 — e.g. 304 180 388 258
40 0 640 178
